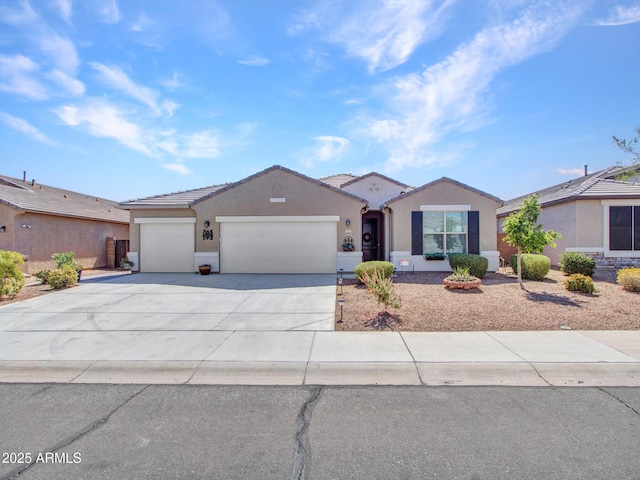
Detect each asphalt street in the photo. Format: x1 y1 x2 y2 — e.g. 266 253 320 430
1 385 639 480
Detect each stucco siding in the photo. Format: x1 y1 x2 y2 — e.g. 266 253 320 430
0 204 16 252
389 181 501 252
342 176 406 210
12 212 128 273
537 202 576 265
192 169 366 252
575 200 603 248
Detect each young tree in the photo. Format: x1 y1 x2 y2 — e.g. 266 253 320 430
612 125 639 180
502 194 562 290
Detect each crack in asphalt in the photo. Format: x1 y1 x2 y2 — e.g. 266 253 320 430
0 385 150 480
597 387 640 416
291 387 323 480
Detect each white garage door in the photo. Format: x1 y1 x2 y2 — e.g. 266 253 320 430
138 219 195 272
219 216 338 273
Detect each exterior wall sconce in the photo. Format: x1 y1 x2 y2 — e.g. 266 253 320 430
204 220 210 228
345 219 351 227
0 226 5 232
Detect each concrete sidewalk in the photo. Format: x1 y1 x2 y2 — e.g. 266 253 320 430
1 330 638 386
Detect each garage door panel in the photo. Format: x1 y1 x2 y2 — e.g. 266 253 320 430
221 221 336 273
140 223 194 272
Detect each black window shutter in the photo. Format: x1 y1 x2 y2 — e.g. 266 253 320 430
635 206 640 251
468 211 480 254
411 211 423 255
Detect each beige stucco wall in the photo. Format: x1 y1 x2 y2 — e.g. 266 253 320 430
574 200 603 248
128 208 195 252
8 211 129 274
389 180 501 252
341 176 406 210
192 169 367 252
0 204 16 252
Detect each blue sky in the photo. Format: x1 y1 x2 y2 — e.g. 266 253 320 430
1 0 639 203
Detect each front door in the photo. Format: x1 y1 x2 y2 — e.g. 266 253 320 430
362 219 377 262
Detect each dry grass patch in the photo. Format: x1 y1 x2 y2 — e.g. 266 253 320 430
335 268 640 332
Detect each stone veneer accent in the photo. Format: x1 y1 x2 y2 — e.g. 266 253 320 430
580 252 640 269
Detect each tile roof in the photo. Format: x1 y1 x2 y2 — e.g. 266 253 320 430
119 184 230 208
119 165 368 208
318 173 357 189
497 166 640 215
0 175 129 223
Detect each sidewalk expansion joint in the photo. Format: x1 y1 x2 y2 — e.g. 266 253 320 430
291 386 323 480
399 332 424 385
484 332 552 386
0 385 150 480
597 387 640 416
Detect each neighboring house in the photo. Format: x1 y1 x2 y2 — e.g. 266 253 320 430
120 165 503 274
497 166 640 268
0 174 130 274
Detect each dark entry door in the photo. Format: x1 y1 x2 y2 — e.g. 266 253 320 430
362 219 377 262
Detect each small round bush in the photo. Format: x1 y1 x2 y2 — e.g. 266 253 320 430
448 253 489 279
355 261 394 283
559 252 596 277
0 250 25 298
34 270 51 284
48 265 78 289
509 254 551 281
617 267 640 292
564 274 596 293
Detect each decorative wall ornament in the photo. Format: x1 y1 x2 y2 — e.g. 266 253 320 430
202 229 214 240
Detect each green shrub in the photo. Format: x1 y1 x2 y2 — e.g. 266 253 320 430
509 253 551 281
617 267 640 292
0 250 25 299
559 252 596 277
48 265 78 289
360 269 401 311
52 251 83 271
34 270 51 284
448 253 489 279
355 261 394 283
564 274 596 293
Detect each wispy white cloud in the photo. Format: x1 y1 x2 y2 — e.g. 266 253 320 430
55 0 72 24
0 54 49 100
47 69 85 96
0 1 39 25
291 0 454 73
162 159 192 175
557 168 584 176
237 56 271 67
596 3 640 26
54 99 153 156
90 62 173 115
96 0 121 24
300 135 350 168
359 2 585 171
160 71 187 91
0 111 55 145
157 130 221 159
36 32 80 74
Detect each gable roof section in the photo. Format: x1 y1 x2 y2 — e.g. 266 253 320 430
384 177 503 208
340 172 412 190
192 165 368 206
497 166 639 215
120 165 368 209
119 184 229 209
0 174 129 223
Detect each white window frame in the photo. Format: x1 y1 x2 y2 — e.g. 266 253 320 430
422 210 469 256
602 200 640 258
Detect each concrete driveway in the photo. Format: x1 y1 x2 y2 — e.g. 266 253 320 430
0 273 337 363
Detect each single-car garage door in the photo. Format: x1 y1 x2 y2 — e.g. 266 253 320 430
218 216 338 273
137 218 195 272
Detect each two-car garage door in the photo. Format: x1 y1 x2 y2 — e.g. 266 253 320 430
218 216 338 274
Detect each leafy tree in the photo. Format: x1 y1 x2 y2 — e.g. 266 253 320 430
502 195 562 290
612 125 639 180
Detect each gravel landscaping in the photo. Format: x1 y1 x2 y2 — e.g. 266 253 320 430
335 268 640 332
